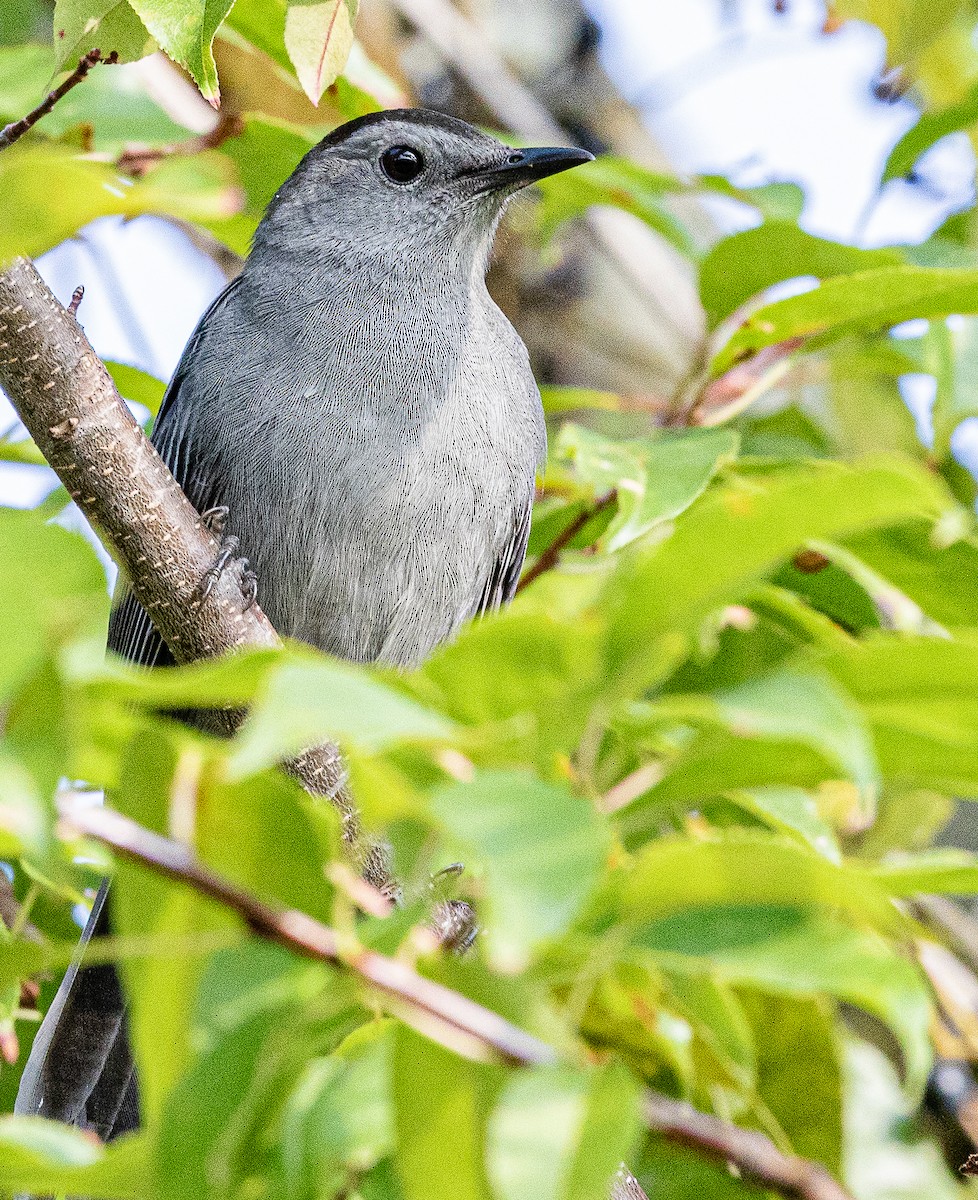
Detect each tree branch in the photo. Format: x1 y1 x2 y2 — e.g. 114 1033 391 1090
516 489 616 593
57 793 554 1068
0 257 389 886
0 50 118 150
645 1092 854 1200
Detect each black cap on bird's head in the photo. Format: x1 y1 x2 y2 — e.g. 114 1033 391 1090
254 107 594 259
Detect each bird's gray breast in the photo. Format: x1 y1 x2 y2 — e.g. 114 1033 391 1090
188 279 544 667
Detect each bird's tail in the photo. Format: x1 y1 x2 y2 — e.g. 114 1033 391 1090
15 880 139 1140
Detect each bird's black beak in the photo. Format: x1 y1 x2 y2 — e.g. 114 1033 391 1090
473 145 594 192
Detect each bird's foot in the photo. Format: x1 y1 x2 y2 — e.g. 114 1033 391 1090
198 509 259 610
200 505 229 536
429 864 478 953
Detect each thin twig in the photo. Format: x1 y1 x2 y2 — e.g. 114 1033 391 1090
115 111 245 177
67 285 84 317
0 49 118 150
516 489 616 593
57 794 554 1069
645 1093 854 1200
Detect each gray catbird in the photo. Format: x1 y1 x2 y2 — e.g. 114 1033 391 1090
16 109 591 1137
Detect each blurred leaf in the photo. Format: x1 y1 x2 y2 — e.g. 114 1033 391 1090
106 360 166 418
276 1023 394 1197
393 1025 496 1200
732 787 840 862
0 507 107 703
535 156 697 256
619 835 900 932
842 1038 961 1200
642 907 930 1092
826 347 923 460
539 386 622 415
487 1062 643 1200
219 113 314 215
0 1118 149 1198
556 425 740 552
711 266 978 376
700 223 903 329
0 143 241 262
284 0 358 105
52 0 154 68
621 666 878 845
125 0 234 102
842 521 978 627
740 992 842 1172
604 458 951 692
430 771 609 971
0 46 189 149
714 666 877 797
882 78 978 183
228 654 453 777
929 315 978 459
820 634 978 794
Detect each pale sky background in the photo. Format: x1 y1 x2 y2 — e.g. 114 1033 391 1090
3 0 976 511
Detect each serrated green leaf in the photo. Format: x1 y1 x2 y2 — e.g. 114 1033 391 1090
125 0 232 99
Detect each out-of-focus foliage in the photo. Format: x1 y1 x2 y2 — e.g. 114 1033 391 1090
9 2 978 1199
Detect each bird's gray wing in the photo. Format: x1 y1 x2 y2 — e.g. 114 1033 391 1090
107 276 244 670
477 494 533 615
17 279 243 1139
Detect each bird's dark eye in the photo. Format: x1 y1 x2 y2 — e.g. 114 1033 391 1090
380 145 425 184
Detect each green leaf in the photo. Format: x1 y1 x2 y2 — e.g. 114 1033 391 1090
699 223 904 329
882 79 978 183
393 1025 496 1200
534 156 697 256
430 771 609 970
556 425 740 552
106 360 166 418
731 787 840 862
641 906 931 1092
820 634 978 795
228 653 453 777
711 266 978 376
0 1118 150 1199
714 666 878 797
620 834 901 932
284 0 358 105
740 991 843 1172
125 0 235 102
604 458 952 692
486 1062 642 1200
619 666 878 846
0 507 107 703
930 315 978 460
52 0 154 68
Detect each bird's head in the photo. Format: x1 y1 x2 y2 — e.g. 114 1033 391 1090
252 108 593 269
